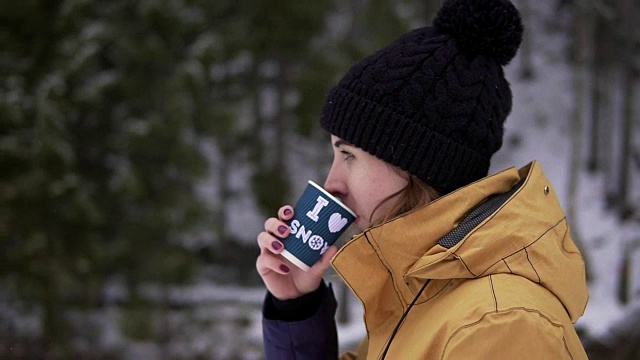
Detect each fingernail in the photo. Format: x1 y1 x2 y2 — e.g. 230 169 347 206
280 264 290 273
278 225 287 235
271 241 282 250
284 208 292 216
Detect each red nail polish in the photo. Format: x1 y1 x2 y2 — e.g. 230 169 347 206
278 225 287 235
284 208 292 216
280 264 290 273
272 241 282 250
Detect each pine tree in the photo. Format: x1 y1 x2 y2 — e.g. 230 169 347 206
2 0 214 355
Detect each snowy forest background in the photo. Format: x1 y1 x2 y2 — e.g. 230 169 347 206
2 0 639 359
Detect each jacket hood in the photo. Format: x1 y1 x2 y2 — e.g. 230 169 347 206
332 161 588 323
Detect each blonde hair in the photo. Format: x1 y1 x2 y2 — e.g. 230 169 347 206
368 174 441 227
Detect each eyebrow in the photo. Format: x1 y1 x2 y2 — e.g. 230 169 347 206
333 139 353 148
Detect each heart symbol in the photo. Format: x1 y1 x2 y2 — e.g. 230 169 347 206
328 213 348 233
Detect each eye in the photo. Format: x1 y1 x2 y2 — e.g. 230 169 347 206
340 150 355 160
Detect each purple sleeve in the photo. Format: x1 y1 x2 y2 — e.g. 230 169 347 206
262 284 338 360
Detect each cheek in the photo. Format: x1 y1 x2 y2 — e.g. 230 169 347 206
352 179 392 221
359 170 407 220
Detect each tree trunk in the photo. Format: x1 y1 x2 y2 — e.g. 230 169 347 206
586 68 601 173
568 0 593 279
517 0 535 79
587 0 616 173
337 282 351 323
603 68 619 209
616 0 636 219
586 18 604 173
275 57 289 176
216 139 230 241
617 66 634 219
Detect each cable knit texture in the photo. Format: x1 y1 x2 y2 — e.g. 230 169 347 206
321 0 523 194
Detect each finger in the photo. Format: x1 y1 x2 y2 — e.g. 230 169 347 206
265 217 289 238
257 231 285 254
278 205 294 221
256 251 291 276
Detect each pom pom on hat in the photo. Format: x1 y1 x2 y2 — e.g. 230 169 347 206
434 0 523 65
321 0 523 194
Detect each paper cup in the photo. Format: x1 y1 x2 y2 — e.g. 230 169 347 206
281 181 356 271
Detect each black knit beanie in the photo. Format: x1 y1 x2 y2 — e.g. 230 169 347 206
320 0 523 194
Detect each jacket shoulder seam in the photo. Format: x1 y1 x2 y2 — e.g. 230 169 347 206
457 216 566 278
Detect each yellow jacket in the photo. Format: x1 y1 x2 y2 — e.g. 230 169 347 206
333 161 589 359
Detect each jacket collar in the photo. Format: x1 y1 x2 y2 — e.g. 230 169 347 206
331 164 522 321
332 160 589 329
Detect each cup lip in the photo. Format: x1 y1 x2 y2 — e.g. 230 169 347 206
281 249 311 272
307 180 356 217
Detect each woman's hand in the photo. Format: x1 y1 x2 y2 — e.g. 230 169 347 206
256 205 338 300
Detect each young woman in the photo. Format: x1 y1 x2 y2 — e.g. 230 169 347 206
256 0 589 358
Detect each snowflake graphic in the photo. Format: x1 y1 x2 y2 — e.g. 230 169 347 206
309 236 324 250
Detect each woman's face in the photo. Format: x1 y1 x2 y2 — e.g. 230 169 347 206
324 135 409 230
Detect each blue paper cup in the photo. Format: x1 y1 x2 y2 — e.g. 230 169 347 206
281 181 356 271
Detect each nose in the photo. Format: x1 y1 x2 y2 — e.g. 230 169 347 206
323 160 345 198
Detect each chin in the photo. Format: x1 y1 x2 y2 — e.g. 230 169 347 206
353 218 366 231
